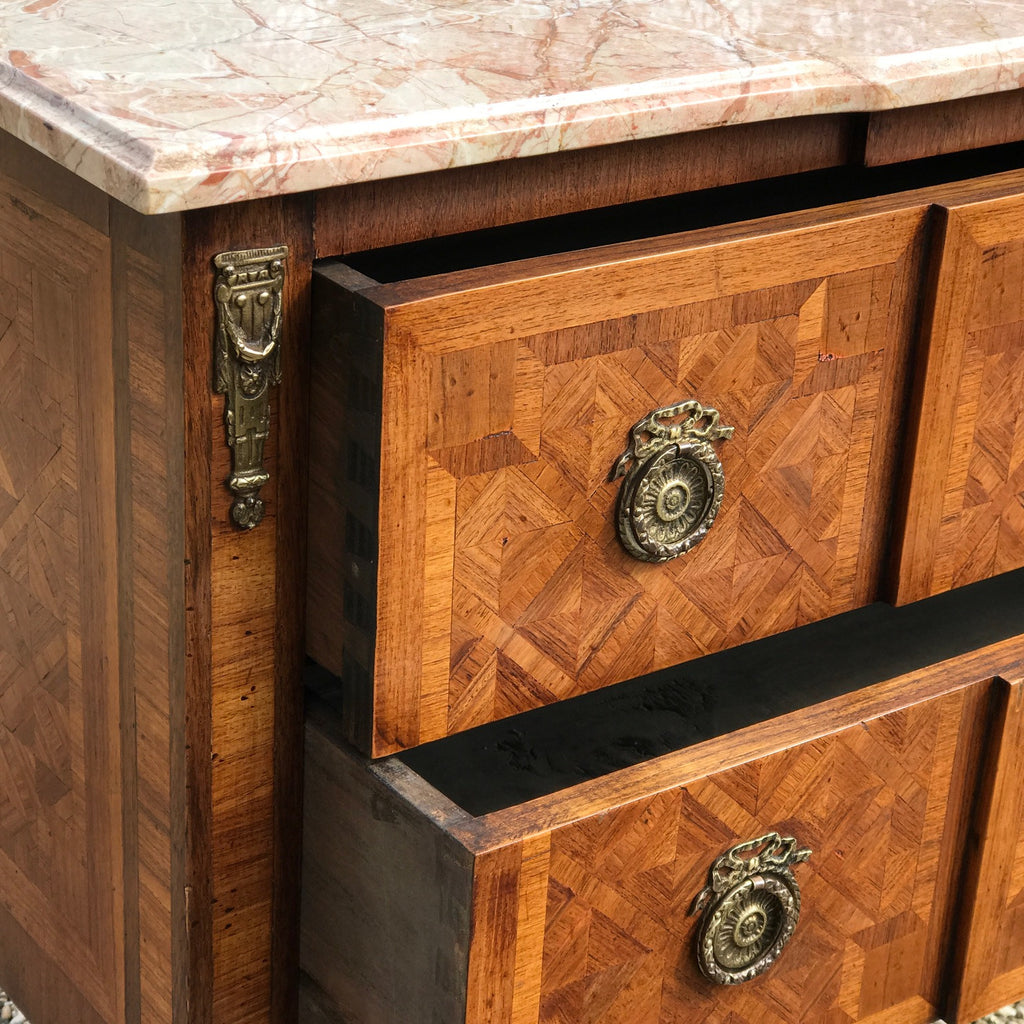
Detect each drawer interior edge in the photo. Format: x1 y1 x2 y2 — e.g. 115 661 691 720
373 569 1024 817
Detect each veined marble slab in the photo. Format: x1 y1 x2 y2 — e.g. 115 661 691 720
1 0 1023 214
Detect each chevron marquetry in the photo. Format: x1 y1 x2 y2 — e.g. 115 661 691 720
0 170 122 1023
310 205 927 753
896 190 1024 603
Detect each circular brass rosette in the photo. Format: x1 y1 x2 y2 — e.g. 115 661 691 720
611 402 733 563
690 833 811 986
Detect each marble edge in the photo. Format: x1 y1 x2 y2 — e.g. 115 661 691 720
2 43 1024 216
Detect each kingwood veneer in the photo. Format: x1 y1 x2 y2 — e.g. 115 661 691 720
309 199 929 755
300 130 1024 1023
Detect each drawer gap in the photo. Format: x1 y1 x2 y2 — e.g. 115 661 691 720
343 568 1024 816
342 141 1024 283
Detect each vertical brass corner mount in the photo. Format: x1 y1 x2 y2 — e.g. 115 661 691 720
213 245 288 529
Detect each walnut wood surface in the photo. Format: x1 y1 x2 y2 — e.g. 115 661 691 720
0 151 123 1023
865 91 1024 167
893 186 1024 603
182 196 313 1024
315 115 857 256
310 197 928 754
949 676 1024 1023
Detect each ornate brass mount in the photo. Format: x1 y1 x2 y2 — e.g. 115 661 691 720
611 401 733 562
691 832 811 985
213 246 287 529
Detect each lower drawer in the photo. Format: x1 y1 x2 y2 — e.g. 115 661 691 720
950 675 1024 1023
300 597 1024 1024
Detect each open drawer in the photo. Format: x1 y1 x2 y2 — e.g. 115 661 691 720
300 572 1024 1024
894 182 1024 604
307 190 930 755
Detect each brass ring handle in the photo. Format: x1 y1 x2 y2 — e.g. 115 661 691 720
690 832 811 985
611 401 733 562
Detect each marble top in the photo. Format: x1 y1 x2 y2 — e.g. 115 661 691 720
2 0 1023 215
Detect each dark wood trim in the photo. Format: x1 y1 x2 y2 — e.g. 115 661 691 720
182 206 216 1024
865 90 1024 167
182 195 313 1024
315 113 859 256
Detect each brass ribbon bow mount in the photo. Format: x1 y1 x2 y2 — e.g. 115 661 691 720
611 401 733 563
690 832 811 985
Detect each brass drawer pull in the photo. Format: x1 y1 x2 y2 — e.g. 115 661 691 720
612 401 733 562
691 832 811 985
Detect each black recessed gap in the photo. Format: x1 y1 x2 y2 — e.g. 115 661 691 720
340 141 1024 283
372 569 1024 816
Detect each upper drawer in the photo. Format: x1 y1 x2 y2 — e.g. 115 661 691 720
308 198 929 755
894 185 1024 604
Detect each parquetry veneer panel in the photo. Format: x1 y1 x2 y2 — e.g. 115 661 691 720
0 170 122 1023
533 694 966 1024
0 134 309 1024
309 200 928 755
895 188 1024 604
301 639 1010 1024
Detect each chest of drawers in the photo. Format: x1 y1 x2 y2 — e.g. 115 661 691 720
300 133 1024 1022
308 194 925 756
303 589 1024 1024
1 29 1024 1022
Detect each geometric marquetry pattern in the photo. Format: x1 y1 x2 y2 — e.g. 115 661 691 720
538 691 967 1024
0 246 77 887
949 242 1024 589
896 194 1024 606
445 264 908 734
0 175 121 1024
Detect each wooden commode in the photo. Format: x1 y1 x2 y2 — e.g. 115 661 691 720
1 7 1024 1024
300 147 1024 1024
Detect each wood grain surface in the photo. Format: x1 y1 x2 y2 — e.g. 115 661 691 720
111 203 188 1024
0 152 123 1023
310 198 928 754
865 91 1024 167
893 187 1024 603
182 195 313 1024
315 115 857 256
525 686 981 1024
948 676 1024 1024
300 707 476 1024
301 634 1022 1024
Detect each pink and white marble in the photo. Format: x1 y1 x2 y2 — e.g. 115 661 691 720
1 0 1023 214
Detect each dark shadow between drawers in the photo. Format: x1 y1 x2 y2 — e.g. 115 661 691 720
341 141 1024 281
302 569 1024 816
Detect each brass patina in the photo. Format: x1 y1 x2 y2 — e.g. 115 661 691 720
691 832 812 985
213 246 288 529
611 401 733 562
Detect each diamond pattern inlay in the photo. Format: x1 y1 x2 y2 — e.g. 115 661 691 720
441 262 908 731
537 691 967 1024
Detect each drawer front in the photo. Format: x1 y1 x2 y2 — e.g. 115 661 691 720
896 189 1024 604
309 205 927 754
951 676 1024 1023
466 685 983 1024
